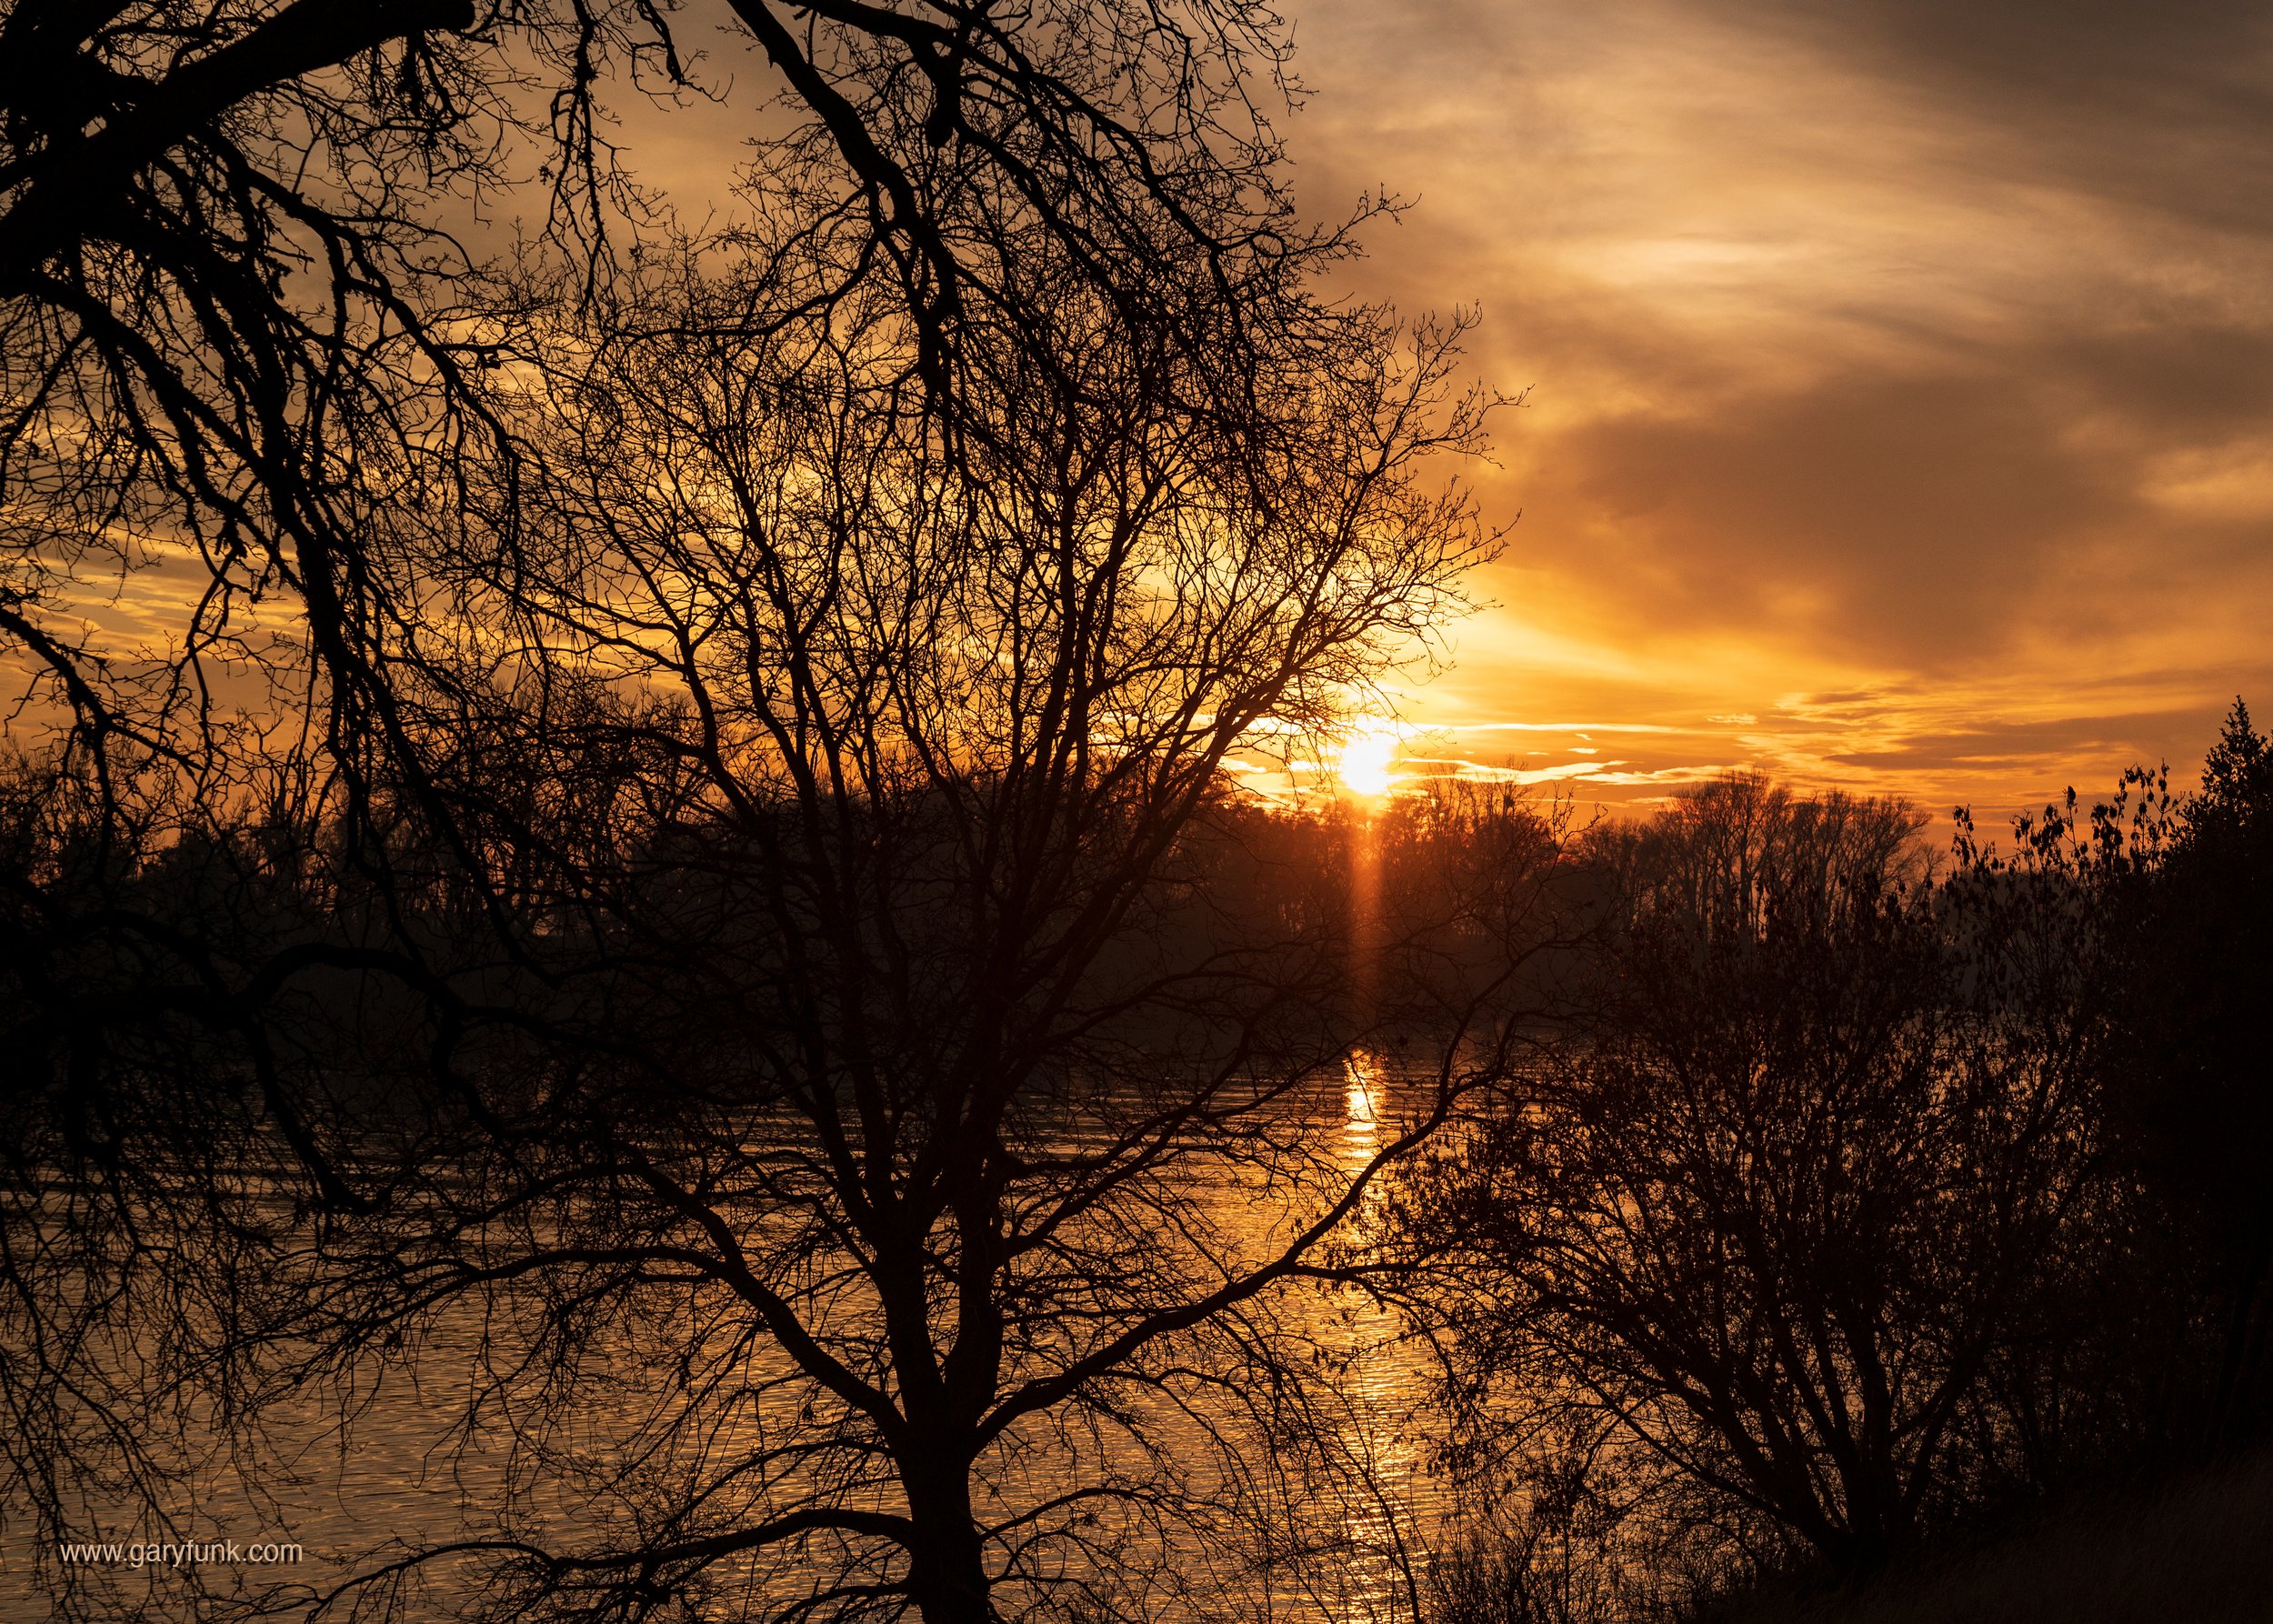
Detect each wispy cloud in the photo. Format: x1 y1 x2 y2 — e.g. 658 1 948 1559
1285 0 2273 817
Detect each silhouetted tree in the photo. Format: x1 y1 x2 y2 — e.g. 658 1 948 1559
2094 700 2273 1440
1408 776 2107 1583
0 0 1362 866
0 175 1533 1619
2 9 1499 1619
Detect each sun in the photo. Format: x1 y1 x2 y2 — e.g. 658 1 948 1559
1337 726 1401 797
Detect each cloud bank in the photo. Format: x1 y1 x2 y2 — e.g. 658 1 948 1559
1286 0 2273 818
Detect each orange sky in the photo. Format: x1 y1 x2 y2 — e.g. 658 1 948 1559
37 4 2268 833
1276 0 2273 823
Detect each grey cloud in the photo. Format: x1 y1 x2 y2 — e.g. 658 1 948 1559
2043 326 2273 446
1509 288 2273 666
1820 709 2204 775
1538 365 2138 660
1707 0 2273 235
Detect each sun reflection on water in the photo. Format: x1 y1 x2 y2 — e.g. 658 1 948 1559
1327 1048 1435 1623
1346 1051 1380 1130
1344 1049 1383 1177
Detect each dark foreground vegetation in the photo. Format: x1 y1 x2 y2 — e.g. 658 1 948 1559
6 706 2267 1623
1404 706 2273 1623
1725 1448 2273 1624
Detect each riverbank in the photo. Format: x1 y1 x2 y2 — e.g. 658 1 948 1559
1728 1449 2273 1624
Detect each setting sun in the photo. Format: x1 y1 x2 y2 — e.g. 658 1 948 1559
1337 727 1400 797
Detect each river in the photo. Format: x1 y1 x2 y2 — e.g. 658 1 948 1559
2 1051 1457 1624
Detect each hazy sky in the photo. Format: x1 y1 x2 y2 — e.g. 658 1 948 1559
1277 0 2273 818
433 3 2273 822
35 5 2266 835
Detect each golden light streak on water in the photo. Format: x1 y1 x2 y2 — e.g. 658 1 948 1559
1344 1049 1381 1172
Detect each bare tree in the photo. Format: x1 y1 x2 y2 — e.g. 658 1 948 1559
313 216 1498 1617
0 0 1346 834
1411 776 2106 1582
0 0 1359 1087
0 8 1499 1618
0 108 1537 1617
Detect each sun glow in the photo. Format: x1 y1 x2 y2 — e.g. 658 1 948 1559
1337 726 1401 797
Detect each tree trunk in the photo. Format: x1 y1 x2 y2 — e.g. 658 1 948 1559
903 1454 994 1624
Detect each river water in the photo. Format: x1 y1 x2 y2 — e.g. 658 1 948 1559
3 1051 1457 1623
